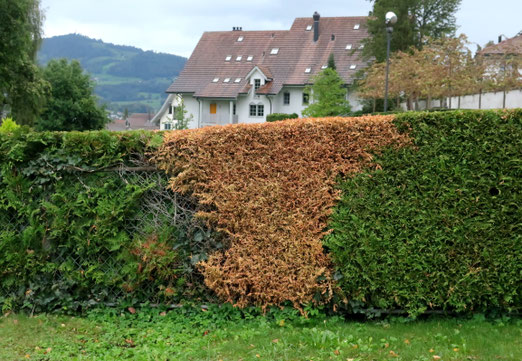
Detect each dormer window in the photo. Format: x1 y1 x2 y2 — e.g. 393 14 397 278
237 36 244 42
224 78 231 83
346 44 353 50
234 78 241 83
225 55 232 61
236 56 242 61
305 68 311 73
306 25 312 31
247 55 253 61
350 64 357 70
354 24 360 30
270 48 279 55
321 65 327 69
359 44 365 50
212 78 219 83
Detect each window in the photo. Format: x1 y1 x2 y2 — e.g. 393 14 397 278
164 123 171 130
224 78 231 83
359 44 364 49
254 79 261 90
257 104 264 116
210 103 217 114
236 55 242 61
306 25 312 31
354 24 360 30
249 104 264 117
234 78 241 83
233 104 236 115
305 68 311 73
237 36 244 42
225 55 232 61
350 64 357 70
247 55 253 61
284 92 290 105
321 65 327 69
345 44 353 50
212 78 219 83
168 105 173 114
303 92 309 105
270 48 279 55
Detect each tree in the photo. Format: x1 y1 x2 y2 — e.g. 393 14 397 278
0 0 49 125
35 59 109 131
164 98 192 130
303 68 351 117
362 0 461 62
327 53 336 70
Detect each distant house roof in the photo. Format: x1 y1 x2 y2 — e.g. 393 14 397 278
167 15 369 99
480 33 522 56
106 113 158 131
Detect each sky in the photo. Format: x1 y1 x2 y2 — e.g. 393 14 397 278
41 0 522 57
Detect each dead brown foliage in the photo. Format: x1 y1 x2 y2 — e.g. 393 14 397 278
154 116 410 310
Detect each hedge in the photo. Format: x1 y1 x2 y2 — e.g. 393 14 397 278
325 109 522 315
0 128 220 313
154 116 409 310
266 113 299 122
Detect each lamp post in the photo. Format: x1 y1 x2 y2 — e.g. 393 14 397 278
384 11 397 112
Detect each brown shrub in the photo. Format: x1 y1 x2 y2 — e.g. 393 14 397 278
154 116 410 310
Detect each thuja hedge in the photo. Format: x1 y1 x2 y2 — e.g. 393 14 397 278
0 128 219 313
325 109 522 315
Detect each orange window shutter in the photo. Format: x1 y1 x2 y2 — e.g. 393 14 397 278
210 103 217 114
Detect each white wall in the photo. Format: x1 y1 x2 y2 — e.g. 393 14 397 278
272 87 307 116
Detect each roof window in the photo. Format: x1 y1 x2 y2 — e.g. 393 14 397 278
270 48 279 55
236 56 242 61
359 44 365 49
306 25 312 31
321 65 327 69
212 78 219 83
224 78 231 83
237 36 244 42
247 55 253 61
305 68 312 73
350 64 357 70
346 44 353 50
354 24 360 30
225 55 232 61
234 78 241 83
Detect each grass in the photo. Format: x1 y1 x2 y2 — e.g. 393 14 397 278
0 306 520 361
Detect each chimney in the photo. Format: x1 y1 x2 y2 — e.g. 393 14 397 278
498 35 502 43
313 11 320 42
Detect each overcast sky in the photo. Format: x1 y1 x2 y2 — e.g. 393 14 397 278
41 0 522 57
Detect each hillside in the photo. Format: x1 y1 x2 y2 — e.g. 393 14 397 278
38 34 186 114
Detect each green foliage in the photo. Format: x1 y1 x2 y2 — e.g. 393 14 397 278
0 129 218 312
0 118 21 134
266 113 299 122
362 0 461 62
303 68 352 117
0 0 49 125
325 110 522 316
36 59 110 131
327 53 336 70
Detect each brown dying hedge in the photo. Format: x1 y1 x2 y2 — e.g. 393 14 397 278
154 116 410 309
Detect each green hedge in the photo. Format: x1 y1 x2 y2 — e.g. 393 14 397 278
325 110 522 316
266 113 299 122
0 128 219 313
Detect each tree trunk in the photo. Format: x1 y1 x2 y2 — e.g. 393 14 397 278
440 98 443 108
427 94 432 110
407 97 413 110
414 97 419 111
479 89 482 109
458 96 461 109
503 89 507 108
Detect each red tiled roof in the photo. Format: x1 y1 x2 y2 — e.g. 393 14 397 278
167 15 369 99
106 113 158 131
480 34 522 56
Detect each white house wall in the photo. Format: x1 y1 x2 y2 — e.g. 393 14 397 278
273 87 307 116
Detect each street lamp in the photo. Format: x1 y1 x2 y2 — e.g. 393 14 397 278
384 11 397 112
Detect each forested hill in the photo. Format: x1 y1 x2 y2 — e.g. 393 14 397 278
38 34 187 114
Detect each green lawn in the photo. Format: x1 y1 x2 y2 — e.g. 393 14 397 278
0 307 520 361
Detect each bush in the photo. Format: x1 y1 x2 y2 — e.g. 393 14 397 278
325 109 522 316
266 113 299 122
154 116 409 310
0 128 220 313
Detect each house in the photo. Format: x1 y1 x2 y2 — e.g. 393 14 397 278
161 12 369 129
106 112 159 131
479 31 522 76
